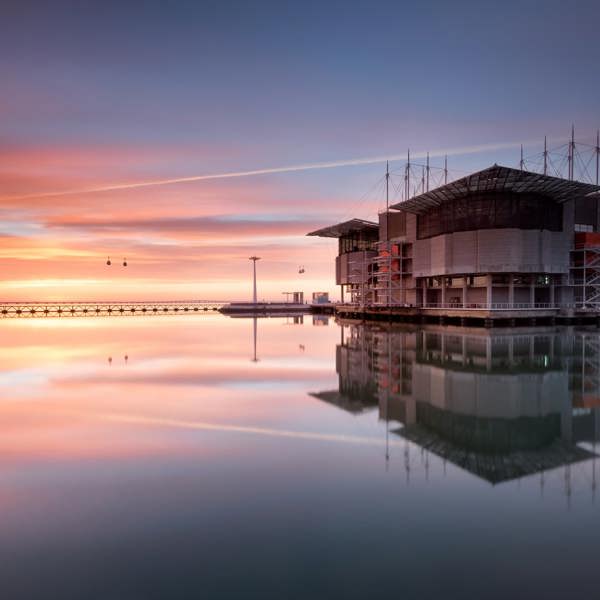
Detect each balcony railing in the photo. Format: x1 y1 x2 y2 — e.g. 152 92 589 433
337 302 566 311
422 302 560 310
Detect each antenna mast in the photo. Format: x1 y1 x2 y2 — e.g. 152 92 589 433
444 155 448 184
385 160 390 241
543 135 548 175
405 149 411 200
596 129 600 185
519 144 524 171
426 152 430 191
568 125 575 181
386 160 389 212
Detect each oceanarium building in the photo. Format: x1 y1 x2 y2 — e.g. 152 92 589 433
308 165 600 318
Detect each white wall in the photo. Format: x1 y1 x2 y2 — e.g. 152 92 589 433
411 229 570 277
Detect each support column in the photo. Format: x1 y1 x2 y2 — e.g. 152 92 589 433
441 277 446 307
550 278 555 308
462 276 468 308
486 275 493 308
508 273 515 308
530 276 536 308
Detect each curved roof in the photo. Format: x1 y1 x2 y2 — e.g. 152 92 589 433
306 218 378 238
391 165 600 215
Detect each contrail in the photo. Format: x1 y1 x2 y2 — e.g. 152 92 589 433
4 138 537 201
91 411 405 448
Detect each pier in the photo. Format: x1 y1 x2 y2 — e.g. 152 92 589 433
312 302 600 327
0 300 226 318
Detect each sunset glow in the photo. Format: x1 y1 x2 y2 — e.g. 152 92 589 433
3 2 599 302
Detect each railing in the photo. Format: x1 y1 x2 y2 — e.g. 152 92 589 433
336 302 565 311
424 302 559 310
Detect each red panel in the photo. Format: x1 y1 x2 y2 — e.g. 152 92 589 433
575 232 600 249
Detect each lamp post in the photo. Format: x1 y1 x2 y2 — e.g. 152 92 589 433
249 256 261 304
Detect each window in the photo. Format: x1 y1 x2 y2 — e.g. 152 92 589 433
339 233 378 254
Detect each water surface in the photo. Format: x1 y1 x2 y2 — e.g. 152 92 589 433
0 314 598 599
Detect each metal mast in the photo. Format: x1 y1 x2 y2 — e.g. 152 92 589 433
426 152 430 192
520 144 524 171
385 160 389 240
405 149 411 200
568 125 575 181
543 135 548 176
444 155 448 184
596 129 600 185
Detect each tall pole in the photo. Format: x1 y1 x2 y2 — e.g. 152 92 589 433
444 154 448 185
520 144 524 171
405 149 411 200
249 256 260 303
426 152 430 192
385 160 390 305
543 135 548 176
596 129 599 185
568 124 575 181
385 160 389 241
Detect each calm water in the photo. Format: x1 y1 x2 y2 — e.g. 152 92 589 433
1 313 599 599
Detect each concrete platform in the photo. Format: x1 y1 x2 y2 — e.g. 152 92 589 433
330 304 600 327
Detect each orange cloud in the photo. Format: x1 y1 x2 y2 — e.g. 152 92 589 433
0 141 345 300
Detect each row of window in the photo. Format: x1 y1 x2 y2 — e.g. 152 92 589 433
338 235 378 254
425 274 555 287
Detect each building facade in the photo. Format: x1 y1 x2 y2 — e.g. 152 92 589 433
308 165 600 313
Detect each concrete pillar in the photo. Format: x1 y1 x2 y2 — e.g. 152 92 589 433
486 275 493 308
462 276 468 308
550 279 555 307
440 277 446 307
530 276 536 308
508 273 515 308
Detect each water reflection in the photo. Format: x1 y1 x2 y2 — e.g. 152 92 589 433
1 315 600 598
313 322 600 499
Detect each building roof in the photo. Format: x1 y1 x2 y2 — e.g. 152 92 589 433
306 218 379 238
309 390 377 414
391 165 600 214
396 425 596 484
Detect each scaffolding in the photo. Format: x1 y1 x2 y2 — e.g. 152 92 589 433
570 233 600 308
370 241 414 306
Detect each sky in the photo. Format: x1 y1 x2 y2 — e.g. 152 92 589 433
1 0 600 301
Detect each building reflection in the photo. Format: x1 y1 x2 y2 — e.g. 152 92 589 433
312 323 600 496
